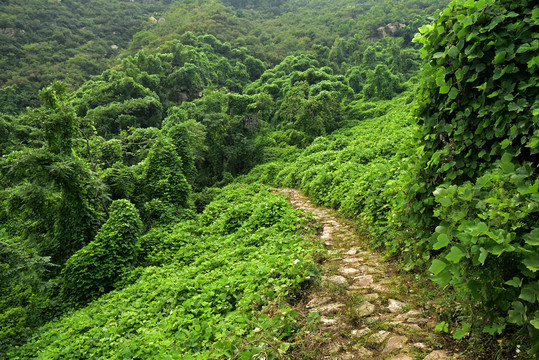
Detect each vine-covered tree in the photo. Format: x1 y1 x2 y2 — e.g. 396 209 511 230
61 199 142 305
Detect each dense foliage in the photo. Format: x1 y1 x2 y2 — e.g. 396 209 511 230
0 0 170 113
408 0 539 351
4 0 538 358
8 185 320 359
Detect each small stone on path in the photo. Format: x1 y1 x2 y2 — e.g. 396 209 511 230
370 330 390 345
424 350 452 360
356 301 376 317
388 299 407 313
325 275 347 285
340 267 359 275
390 354 414 360
383 335 407 354
316 303 344 314
345 248 358 255
355 275 374 287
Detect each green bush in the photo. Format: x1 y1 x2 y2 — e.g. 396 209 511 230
430 164 538 349
61 200 142 305
405 0 539 351
11 184 320 359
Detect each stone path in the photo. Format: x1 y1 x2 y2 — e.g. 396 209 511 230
276 188 460 360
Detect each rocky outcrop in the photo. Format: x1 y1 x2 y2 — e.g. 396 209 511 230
377 22 406 38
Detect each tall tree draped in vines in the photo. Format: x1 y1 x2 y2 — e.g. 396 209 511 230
61 199 142 306
1 82 106 264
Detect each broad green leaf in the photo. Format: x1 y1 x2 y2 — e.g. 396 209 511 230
523 229 539 246
526 136 539 149
500 152 515 172
448 46 460 58
439 197 452 207
435 321 449 332
531 317 539 330
452 322 471 340
523 255 539 272
470 222 488 236
483 321 506 335
505 277 522 287
429 259 447 275
448 87 459 100
519 282 539 303
488 244 504 256
493 51 506 64
507 301 525 325
439 85 451 94
433 233 450 250
446 246 466 263
478 247 488 265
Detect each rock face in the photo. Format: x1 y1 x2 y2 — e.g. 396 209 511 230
0 28 17 37
376 22 406 38
273 188 459 360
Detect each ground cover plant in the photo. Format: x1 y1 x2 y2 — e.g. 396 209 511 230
6 184 321 359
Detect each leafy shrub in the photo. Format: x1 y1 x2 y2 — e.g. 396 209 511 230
405 0 539 351
61 200 142 305
144 137 191 208
430 163 539 350
0 231 55 351
11 184 320 359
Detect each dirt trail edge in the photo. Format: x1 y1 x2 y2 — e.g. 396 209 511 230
275 188 459 360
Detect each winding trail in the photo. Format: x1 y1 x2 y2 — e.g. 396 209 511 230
276 188 460 360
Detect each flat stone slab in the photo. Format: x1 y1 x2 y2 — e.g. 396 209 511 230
363 293 380 301
340 267 360 275
390 354 414 360
355 275 374 287
345 248 358 255
320 316 339 328
388 299 406 313
370 330 391 345
424 350 452 360
316 303 344 314
354 346 374 357
383 335 407 354
356 301 376 317
306 296 331 308
325 275 347 285
351 327 371 337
